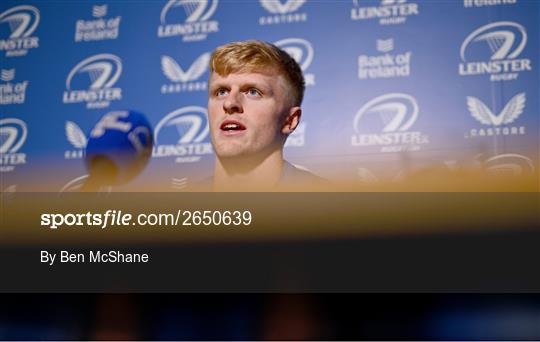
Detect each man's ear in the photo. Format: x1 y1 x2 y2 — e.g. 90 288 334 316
282 107 301 135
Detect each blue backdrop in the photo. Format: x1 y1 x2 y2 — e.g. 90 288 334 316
1 0 538 191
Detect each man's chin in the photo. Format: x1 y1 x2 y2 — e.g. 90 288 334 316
213 141 282 161
214 146 250 159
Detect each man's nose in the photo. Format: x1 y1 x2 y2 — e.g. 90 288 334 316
223 90 243 114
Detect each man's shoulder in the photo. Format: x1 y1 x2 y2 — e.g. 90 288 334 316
279 162 330 190
184 176 213 192
183 162 330 191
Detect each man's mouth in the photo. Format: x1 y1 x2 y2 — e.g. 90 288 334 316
220 120 246 133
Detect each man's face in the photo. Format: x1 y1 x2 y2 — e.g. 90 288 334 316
208 70 295 159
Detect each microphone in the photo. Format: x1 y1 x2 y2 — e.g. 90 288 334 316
81 110 153 192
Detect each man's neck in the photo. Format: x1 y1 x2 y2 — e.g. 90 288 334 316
213 150 285 191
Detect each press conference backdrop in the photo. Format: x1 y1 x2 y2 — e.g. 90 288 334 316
1 0 538 192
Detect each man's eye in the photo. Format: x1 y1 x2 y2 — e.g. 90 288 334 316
247 88 261 97
216 89 228 96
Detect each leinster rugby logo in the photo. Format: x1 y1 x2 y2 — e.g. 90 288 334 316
351 93 428 153
274 38 315 86
63 54 123 109
0 117 27 172
160 52 209 93
0 5 40 57
483 153 535 177
157 0 219 42
259 0 307 25
351 0 419 25
459 21 531 81
153 106 213 163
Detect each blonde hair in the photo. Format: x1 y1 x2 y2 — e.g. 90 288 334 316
210 40 305 106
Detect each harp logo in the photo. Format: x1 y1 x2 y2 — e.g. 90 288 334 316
459 21 532 81
482 153 535 177
0 118 27 172
0 69 28 105
358 38 411 79
351 0 419 25
64 121 87 159
274 38 315 86
160 53 209 94
62 54 123 109
0 5 40 57
351 93 428 153
75 4 121 42
465 92 526 138
157 0 219 42
259 0 307 25
153 106 213 163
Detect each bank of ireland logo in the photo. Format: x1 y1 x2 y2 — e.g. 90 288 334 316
0 5 40 57
0 118 27 172
459 21 531 81
465 92 526 138
351 0 419 25
1 69 15 82
64 121 87 159
358 38 411 79
93 5 108 18
0 68 29 105
153 106 213 163
161 52 210 94
351 93 428 153
482 153 535 177
274 38 315 86
376 38 393 53
259 0 307 25
75 3 121 42
157 0 219 42
63 54 123 109
171 177 188 190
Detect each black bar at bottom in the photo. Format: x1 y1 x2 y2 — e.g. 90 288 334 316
1 229 539 292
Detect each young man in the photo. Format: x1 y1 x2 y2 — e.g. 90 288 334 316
206 40 323 191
